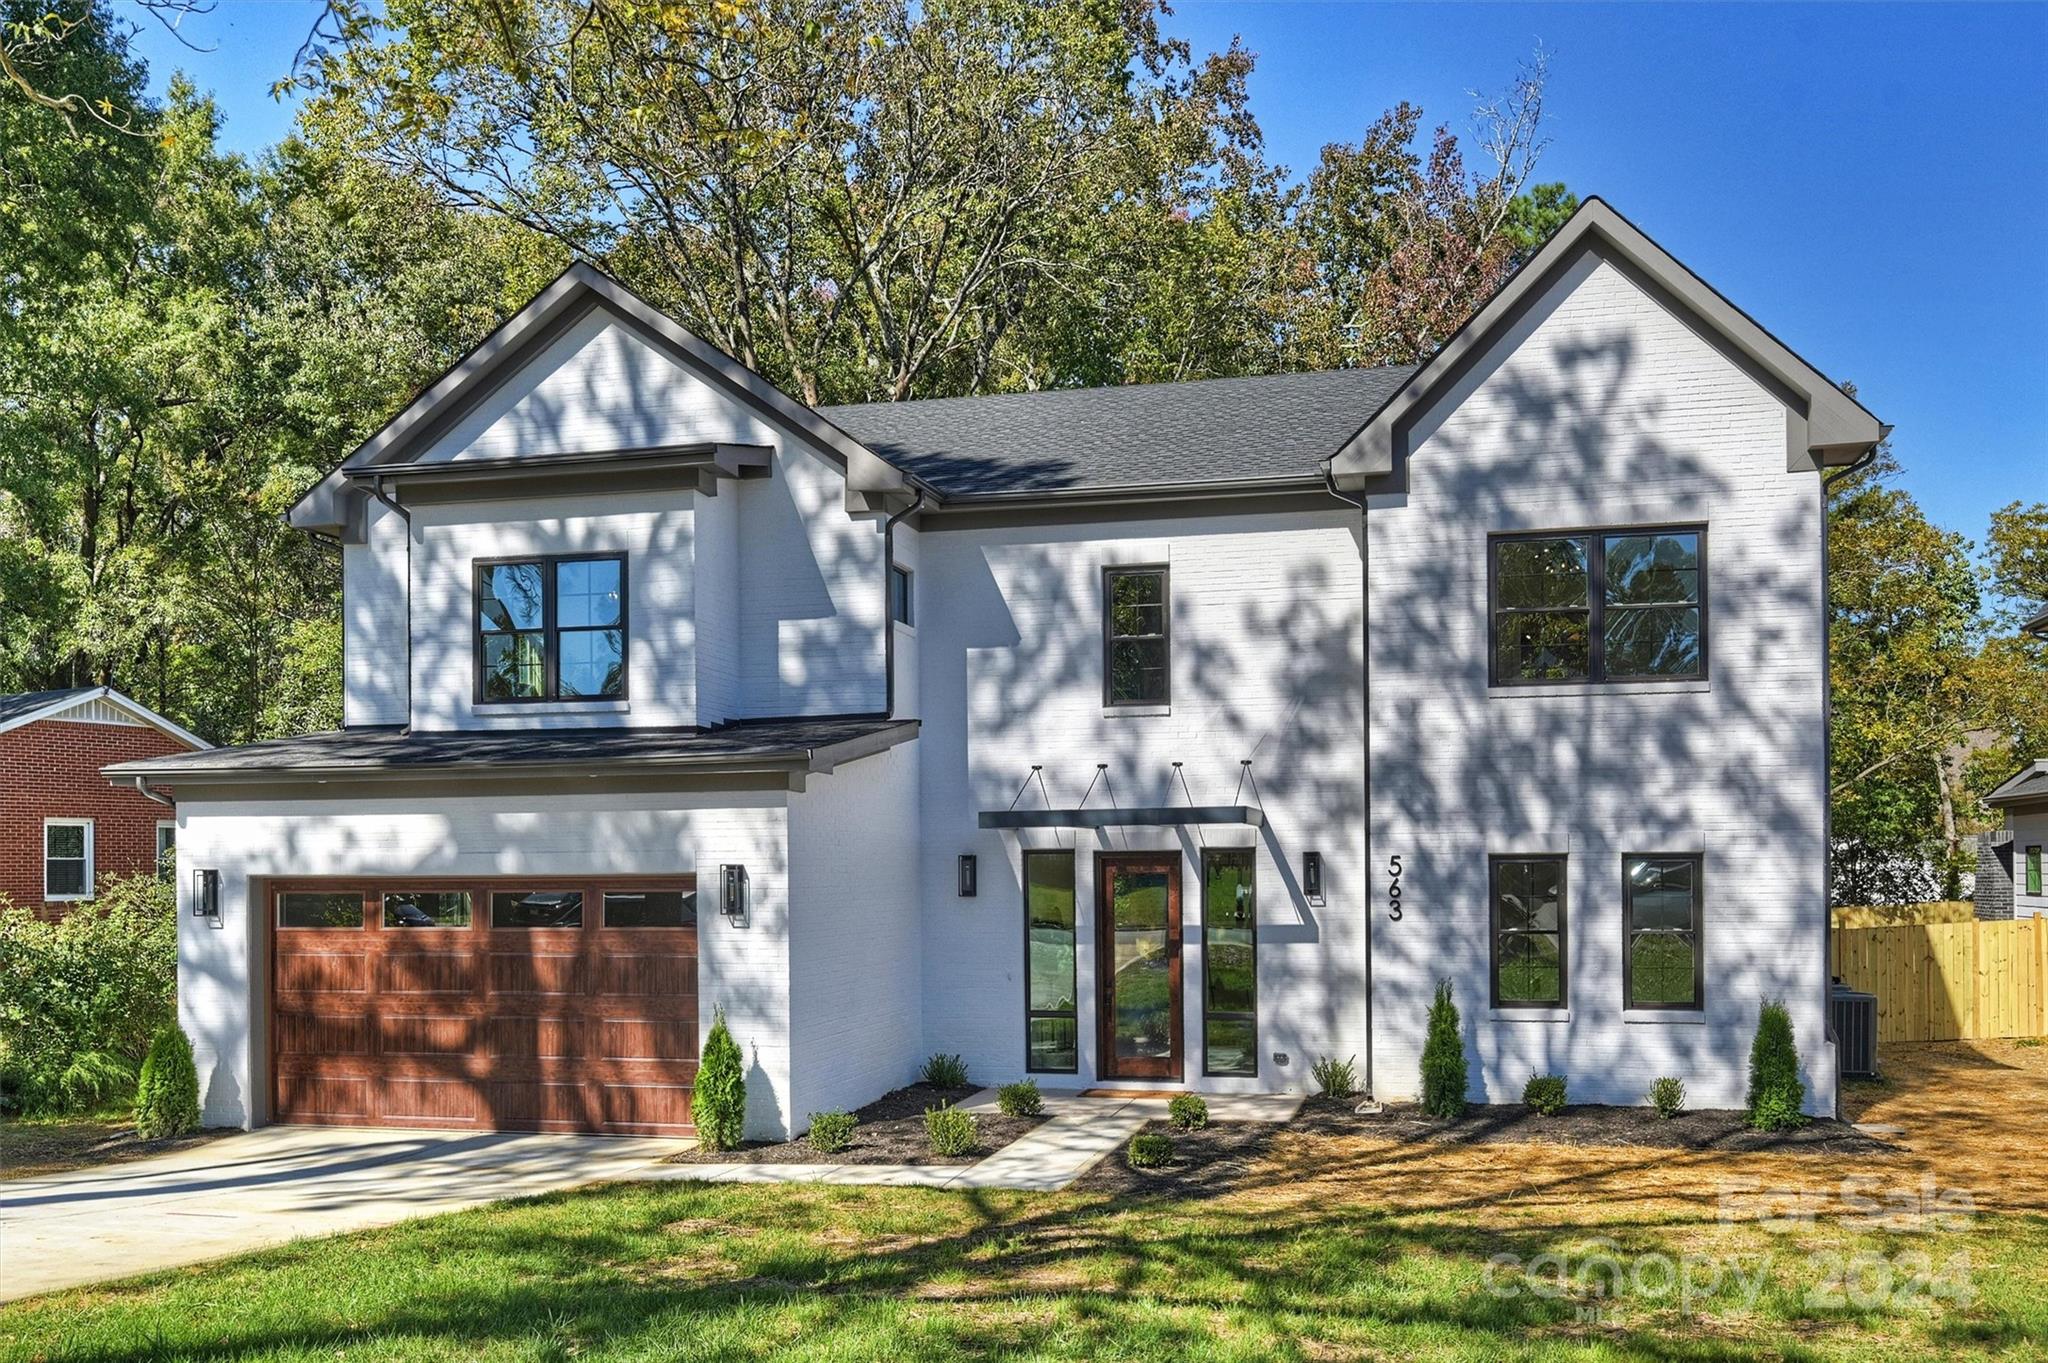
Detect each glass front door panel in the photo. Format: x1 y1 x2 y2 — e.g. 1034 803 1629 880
1099 858 1180 1078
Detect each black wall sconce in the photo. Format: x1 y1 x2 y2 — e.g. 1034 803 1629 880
192 867 222 927
957 854 978 898
1302 851 1325 907
719 864 749 926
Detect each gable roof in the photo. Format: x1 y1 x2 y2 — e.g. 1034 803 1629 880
1327 196 1888 490
821 366 1416 499
2024 604 2048 637
0 685 210 749
1986 760 2048 810
288 262 917 538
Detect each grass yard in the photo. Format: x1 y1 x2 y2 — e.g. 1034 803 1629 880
6 1042 2047 1362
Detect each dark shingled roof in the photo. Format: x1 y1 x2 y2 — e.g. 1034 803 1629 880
1986 760 2048 810
819 366 1417 497
103 715 917 780
0 688 95 727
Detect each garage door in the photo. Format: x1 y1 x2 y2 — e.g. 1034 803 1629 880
269 877 697 1135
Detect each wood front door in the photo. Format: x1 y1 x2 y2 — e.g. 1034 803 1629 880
1096 854 1183 1080
268 876 698 1135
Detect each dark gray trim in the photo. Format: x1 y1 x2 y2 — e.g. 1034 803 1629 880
1328 198 1886 489
347 444 772 503
1488 853 1569 1010
979 805 1264 831
920 485 1346 531
472 553 630 705
1103 564 1170 708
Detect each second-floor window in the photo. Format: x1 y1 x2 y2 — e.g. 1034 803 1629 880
1104 566 1169 705
475 555 627 702
1490 527 1706 685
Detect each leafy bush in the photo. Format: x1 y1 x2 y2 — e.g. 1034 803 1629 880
1522 1074 1566 1116
924 1104 977 1156
920 1052 969 1089
996 1080 1042 1117
1420 980 1468 1119
1167 1093 1208 1130
1127 1132 1173 1168
1309 1055 1357 1098
692 1008 747 1151
0 876 177 1116
1746 1000 1807 1131
805 1110 857 1154
134 1026 200 1139
1649 1076 1686 1119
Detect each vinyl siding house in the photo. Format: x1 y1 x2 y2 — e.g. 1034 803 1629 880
108 199 1886 1139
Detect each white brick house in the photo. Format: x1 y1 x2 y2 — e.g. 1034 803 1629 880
109 199 1885 1138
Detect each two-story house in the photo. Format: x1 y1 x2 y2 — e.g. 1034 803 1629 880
109 199 1885 1139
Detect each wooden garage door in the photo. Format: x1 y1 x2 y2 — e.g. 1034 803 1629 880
269 877 697 1135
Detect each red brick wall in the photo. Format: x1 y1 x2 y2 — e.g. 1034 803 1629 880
0 719 195 919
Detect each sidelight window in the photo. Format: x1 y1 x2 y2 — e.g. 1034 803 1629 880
1201 849 1258 1076
1024 851 1078 1072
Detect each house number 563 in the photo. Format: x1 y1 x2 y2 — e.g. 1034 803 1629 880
1386 854 1403 921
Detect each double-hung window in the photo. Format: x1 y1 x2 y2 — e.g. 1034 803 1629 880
1104 566 1169 705
1490 856 1566 1008
475 555 627 701
1024 851 1078 1072
1491 527 1706 684
44 818 93 901
1623 854 1704 1010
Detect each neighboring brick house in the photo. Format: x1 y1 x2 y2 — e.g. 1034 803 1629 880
0 687 210 919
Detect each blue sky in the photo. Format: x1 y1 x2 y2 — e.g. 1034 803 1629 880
132 1 2044 545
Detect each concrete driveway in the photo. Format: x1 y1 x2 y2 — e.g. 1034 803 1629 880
0 1124 689 1302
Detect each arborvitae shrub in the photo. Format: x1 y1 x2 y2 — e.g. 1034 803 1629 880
1420 981 1468 1119
693 1008 747 1151
133 1025 199 1139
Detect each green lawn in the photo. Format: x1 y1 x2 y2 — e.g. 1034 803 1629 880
5 1173 2045 1361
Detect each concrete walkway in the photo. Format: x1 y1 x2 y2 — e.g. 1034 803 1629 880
0 1124 687 1303
643 1090 1302 1193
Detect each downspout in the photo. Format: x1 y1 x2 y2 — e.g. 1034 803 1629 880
881 488 927 719
1323 463 1375 1106
364 475 414 727
125 775 175 809
1818 439 1880 1116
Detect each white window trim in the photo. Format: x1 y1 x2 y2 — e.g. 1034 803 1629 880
44 817 94 902
156 820 177 879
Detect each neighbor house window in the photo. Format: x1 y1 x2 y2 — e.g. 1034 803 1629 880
491 890 584 928
1491 856 1567 1008
1104 566 1169 705
1202 849 1258 1076
43 819 93 901
382 891 472 929
1024 851 1078 1072
475 554 626 702
2028 846 2043 897
889 564 914 626
1623 855 1704 1010
155 821 177 880
1491 528 1705 684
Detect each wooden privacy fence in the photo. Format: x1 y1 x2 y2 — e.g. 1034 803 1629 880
1831 919 2048 1043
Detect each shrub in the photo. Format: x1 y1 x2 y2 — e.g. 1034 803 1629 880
692 1008 747 1151
1168 1093 1208 1130
1420 980 1468 1119
1746 999 1807 1131
0 876 176 1116
920 1052 970 1089
924 1104 978 1156
1522 1074 1566 1116
805 1110 858 1154
1309 1054 1357 1098
1649 1076 1686 1119
1127 1132 1173 1168
133 1026 200 1139
996 1080 1042 1117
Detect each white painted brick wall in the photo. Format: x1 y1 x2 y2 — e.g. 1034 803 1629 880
1368 253 1835 1113
786 739 923 1128
342 501 408 727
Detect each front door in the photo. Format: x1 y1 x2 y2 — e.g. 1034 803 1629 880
1096 854 1182 1079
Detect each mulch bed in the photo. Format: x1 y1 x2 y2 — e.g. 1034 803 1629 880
1293 1096 1898 1154
665 1083 1046 1167
0 1120 232 1180
1068 1119 1284 1200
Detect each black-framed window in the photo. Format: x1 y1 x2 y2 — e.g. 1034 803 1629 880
1490 527 1705 685
889 564 914 626
1623 854 1704 1010
475 554 626 702
1104 566 1169 705
1024 850 1078 1072
1490 856 1567 1008
2028 846 2043 897
1202 849 1257 1076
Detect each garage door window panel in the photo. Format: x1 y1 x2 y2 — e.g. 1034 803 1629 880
382 891 473 929
603 890 695 927
279 892 366 929
491 890 585 928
